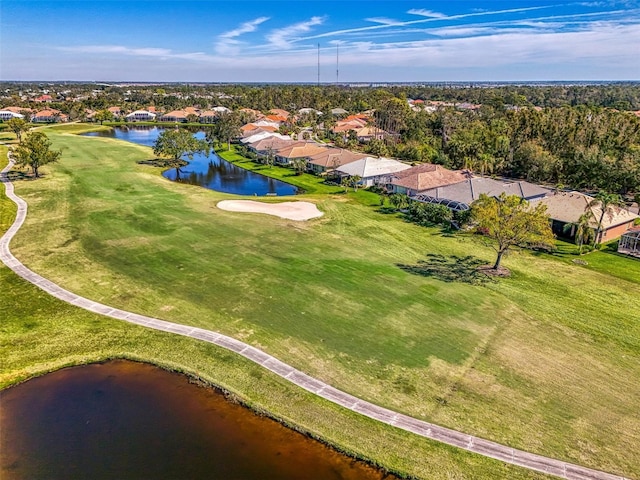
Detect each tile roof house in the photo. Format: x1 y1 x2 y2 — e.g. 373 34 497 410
388 164 470 195
4 106 33 114
355 126 386 142
306 148 367 174
239 108 264 119
336 157 411 187
34 94 53 103
160 110 189 122
265 114 288 123
413 177 551 211
198 110 219 123
241 125 279 137
538 191 640 244
247 137 295 156
274 142 328 165
268 109 290 119
31 109 68 123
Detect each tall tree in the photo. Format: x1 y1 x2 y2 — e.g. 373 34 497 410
152 128 209 171
12 131 62 178
588 191 624 246
206 112 242 151
6 117 30 143
94 109 114 125
471 193 555 270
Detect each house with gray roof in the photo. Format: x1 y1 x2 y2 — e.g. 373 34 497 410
335 157 411 187
413 177 551 211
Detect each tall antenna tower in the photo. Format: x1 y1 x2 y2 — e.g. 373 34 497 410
317 43 320 86
336 44 339 85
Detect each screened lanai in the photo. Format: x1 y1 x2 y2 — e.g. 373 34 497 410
618 227 640 258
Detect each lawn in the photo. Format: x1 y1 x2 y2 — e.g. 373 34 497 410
4 129 640 478
0 143 549 480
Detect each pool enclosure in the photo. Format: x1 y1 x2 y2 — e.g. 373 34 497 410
618 227 640 258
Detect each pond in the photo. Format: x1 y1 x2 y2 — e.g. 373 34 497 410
0 361 397 480
84 127 300 196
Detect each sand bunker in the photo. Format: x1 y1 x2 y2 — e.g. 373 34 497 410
217 200 324 221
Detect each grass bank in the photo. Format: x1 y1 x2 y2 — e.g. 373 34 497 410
4 127 640 477
0 145 547 479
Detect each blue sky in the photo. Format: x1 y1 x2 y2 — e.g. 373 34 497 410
1 0 639 82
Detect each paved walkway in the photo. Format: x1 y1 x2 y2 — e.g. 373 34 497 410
0 155 629 480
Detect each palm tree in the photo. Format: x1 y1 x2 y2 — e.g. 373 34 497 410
389 193 410 211
588 192 623 247
564 211 595 254
291 157 307 175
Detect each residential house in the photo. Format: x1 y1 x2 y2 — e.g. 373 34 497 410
199 110 219 123
212 106 231 115
335 157 411 187
244 120 281 131
0 110 25 121
125 110 157 122
274 142 327 166
298 108 322 115
538 191 639 244
388 164 470 196
268 108 290 119
413 177 551 211
247 137 294 156
239 108 264 120
31 109 68 123
241 131 290 145
354 126 386 142
34 94 53 103
265 114 288 124
3 106 32 116
160 110 189 122
241 125 279 138
306 148 366 174
107 106 122 118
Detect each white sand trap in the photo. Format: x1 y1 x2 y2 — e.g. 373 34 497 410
217 200 324 221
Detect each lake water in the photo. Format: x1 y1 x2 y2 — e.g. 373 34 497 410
84 127 299 196
0 361 396 480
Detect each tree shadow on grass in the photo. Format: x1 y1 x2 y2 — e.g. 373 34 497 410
397 253 494 285
4 170 39 182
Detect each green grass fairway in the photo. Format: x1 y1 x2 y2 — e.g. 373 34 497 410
0 146 548 480
4 129 640 478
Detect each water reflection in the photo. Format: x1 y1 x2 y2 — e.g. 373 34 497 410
0 361 396 480
84 127 299 196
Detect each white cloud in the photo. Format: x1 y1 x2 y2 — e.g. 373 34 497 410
365 17 404 25
298 5 557 42
219 17 270 39
216 16 270 54
406 9 446 18
59 45 173 57
266 16 325 49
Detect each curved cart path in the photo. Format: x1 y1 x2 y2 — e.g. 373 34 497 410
0 156 629 480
